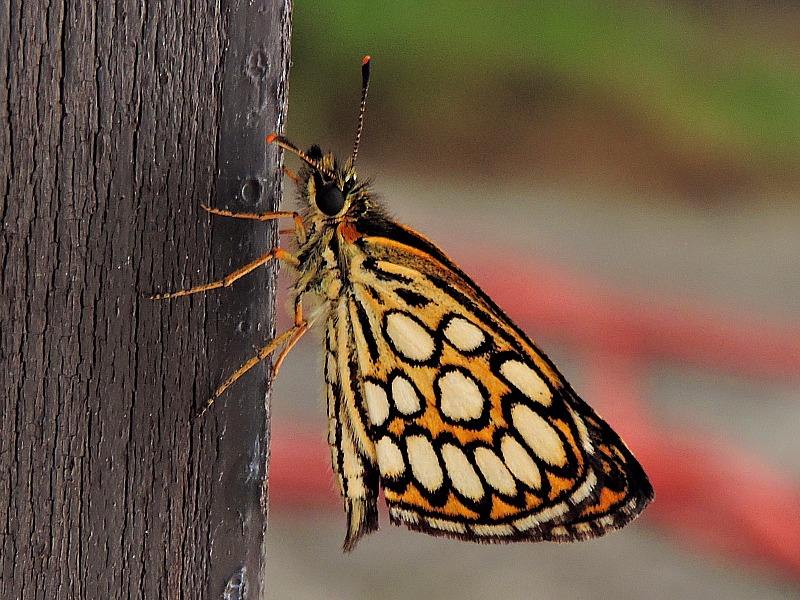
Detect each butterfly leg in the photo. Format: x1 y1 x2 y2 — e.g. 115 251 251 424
152 223 305 414
282 166 300 183
151 247 299 299
196 324 303 418
201 204 307 243
196 294 309 417
271 297 308 378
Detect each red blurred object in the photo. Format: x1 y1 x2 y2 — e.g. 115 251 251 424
269 249 800 580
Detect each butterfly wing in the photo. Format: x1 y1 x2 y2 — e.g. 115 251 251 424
327 217 653 549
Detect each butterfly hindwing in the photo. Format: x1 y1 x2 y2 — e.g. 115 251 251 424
325 219 653 547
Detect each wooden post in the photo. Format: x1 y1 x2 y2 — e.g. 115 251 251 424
0 1 290 597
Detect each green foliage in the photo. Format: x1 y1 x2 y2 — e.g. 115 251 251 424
289 0 800 168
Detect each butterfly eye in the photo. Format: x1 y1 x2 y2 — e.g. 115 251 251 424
317 182 346 216
306 145 324 160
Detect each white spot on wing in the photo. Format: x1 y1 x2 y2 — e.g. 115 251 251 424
474 447 517 495
363 381 390 427
406 435 443 491
511 404 567 466
376 436 405 478
500 360 552 406
340 432 367 496
443 317 485 352
441 443 484 500
514 501 569 530
550 525 569 537
500 435 542 489
538 501 569 522
512 513 542 531
425 517 467 534
390 507 419 525
597 515 616 528
385 312 435 362
471 523 514 537
325 351 337 384
390 374 421 415
570 470 597 505
571 408 594 454
438 370 485 421
574 522 592 535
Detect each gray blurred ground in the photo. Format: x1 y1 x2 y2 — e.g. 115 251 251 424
265 174 800 599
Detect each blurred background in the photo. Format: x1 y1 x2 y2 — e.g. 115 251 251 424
264 1 800 598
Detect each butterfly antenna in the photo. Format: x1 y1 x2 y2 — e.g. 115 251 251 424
267 133 336 180
351 55 371 166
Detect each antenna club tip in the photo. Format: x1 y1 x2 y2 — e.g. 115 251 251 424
362 55 371 65
266 133 279 144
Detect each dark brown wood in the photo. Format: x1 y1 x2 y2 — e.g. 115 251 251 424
0 1 290 597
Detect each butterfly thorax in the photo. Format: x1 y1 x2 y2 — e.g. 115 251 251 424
288 148 381 320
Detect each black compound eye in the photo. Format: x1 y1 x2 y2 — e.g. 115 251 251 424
317 182 346 215
306 145 323 160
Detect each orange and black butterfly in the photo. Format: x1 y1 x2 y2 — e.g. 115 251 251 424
156 56 653 551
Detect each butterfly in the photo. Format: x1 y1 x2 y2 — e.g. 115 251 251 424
156 56 653 551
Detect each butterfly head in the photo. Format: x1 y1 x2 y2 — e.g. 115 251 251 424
302 144 360 217
266 56 373 222
266 135 368 220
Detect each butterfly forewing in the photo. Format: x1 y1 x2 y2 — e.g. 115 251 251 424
323 218 653 548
